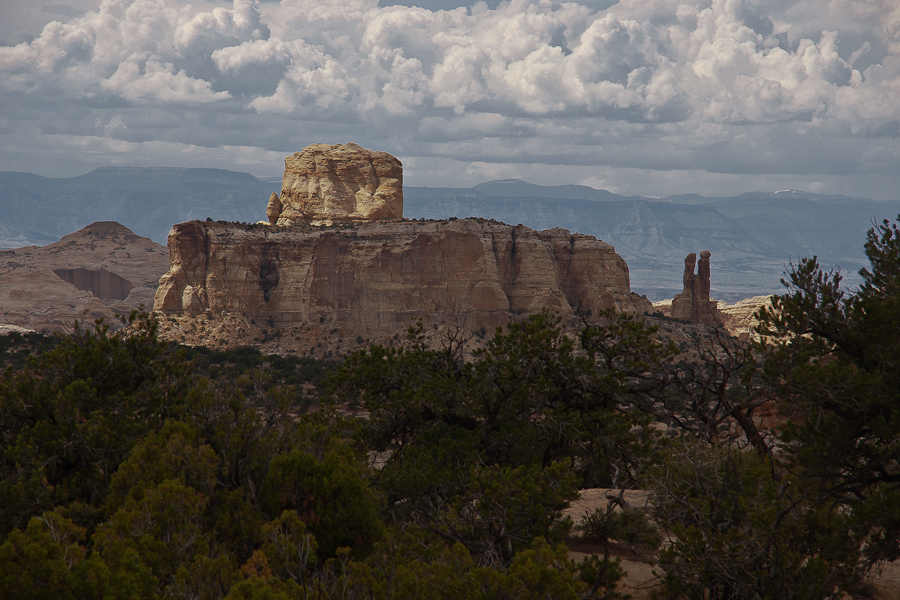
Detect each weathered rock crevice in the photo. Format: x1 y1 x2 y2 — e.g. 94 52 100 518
259 247 280 303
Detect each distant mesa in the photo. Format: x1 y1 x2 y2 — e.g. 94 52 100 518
267 143 403 225
0 221 169 332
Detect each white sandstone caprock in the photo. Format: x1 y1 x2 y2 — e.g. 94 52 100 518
269 143 403 224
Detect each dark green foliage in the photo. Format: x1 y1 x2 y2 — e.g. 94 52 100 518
471 312 623 472
104 420 219 513
0 312 388 599
329 313 645 561
433 463 580 565
0 312 194 533
92 478 214 591
260 448 382 560
0 330 58 372
648 442 863 599
0 511 87 600
578 506 661 550
183 345 337 399
365 536 595 600
334 311 650 491
259 510 318 583
756 215 900 567
325 312 642 595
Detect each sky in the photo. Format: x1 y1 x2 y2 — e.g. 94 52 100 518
0 0 898 199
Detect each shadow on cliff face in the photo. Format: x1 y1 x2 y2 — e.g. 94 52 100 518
259 247 281 303
53 268 133 300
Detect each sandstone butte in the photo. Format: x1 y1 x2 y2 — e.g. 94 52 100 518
154 143 651 339
268 142 403 225
671 250 724 326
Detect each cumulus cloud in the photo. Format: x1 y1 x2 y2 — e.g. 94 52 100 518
0 0 263 102
0 0 898 199
103 57 230 103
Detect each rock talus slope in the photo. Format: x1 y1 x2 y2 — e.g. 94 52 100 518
154 219 650 335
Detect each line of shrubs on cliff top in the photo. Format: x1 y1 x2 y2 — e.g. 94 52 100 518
199 215 503 227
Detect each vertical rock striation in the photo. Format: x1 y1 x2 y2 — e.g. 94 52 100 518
154 219 650 335
154 143 651 342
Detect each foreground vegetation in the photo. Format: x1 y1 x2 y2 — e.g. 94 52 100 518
0 216 898 599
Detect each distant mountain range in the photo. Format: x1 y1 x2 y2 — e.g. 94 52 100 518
2 168 898 301
0 167 268 249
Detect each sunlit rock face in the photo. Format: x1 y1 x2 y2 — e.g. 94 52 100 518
268 143 403 225
154 219 651 335
157 144 650 340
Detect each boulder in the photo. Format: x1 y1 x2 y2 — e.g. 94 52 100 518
270 143 403 224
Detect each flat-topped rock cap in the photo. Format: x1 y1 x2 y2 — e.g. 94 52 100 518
269 142 403 224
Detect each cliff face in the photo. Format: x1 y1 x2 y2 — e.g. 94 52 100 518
154 218 650 335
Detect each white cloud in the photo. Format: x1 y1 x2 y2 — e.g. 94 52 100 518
174 0 268 51
0 0 261 102
0 0 898 199
211 37 288 70
103 56 231 102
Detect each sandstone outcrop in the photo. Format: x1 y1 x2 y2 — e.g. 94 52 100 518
718 295 775 340
0 221 169 331
671 251 723 325
652 294 774 340
154 219 651 337
269 143 403 225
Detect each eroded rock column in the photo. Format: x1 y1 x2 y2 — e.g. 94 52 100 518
671 250 723 325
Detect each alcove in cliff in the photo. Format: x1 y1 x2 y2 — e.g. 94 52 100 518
53 268 134 300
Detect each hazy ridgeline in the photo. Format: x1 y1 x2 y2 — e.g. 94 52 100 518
2 168 899 301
